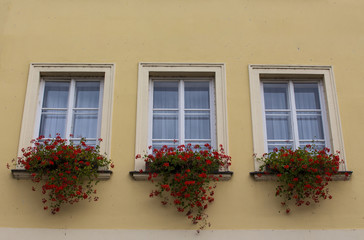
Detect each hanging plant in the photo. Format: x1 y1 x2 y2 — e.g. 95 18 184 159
137 143 231 230
14 134 113 214
256 145 344 213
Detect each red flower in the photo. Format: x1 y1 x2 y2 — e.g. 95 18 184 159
161 184 170 191
163 162 169 167
283 165 289 169
198 173 207 178
184 181 195 185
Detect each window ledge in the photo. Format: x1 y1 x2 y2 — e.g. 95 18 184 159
129 171 233 181
11 169 113 180
249 171 353 181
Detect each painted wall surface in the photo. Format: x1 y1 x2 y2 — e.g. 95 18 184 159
1 0 364 234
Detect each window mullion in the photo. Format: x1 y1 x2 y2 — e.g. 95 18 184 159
179 80 184 145
289 81 300 149
66 79 76 140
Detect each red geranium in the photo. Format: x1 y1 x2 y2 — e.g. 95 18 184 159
257 145 343 213
140 144 231 230
16 134 113 214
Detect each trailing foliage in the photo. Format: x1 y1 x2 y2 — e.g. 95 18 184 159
138 143 231 229
256 145 344 213
16 135 113 214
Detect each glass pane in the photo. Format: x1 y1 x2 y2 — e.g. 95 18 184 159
185 110 211 139
153 81 178 108
267 142 293 153
185 81 210 109
185 141 212 150
39 112 67 137
75 81 100 108
265 111 290 115
152 110 178 139
266 115 291 140
152 141 178 150
72 110 98 138
43 82 70 108
299 141 325 151
263 83 289 109
297 115 324 139
294 83 321 109
70 139 97 147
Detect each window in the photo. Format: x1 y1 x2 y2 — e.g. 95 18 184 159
135 63 228 171
17 64 114 161
150 78 215 149
36 78 103 146
262 81 329 152
249 65 346 170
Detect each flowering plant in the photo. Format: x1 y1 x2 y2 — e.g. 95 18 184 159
256 145 343 213
15 135 113 214
137 143 231 230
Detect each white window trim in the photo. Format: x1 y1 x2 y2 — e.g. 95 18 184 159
149 77 216 148
135 63 229 171
17 63 115 168
249 65 346 171
261 80 330 152
35 77 104 144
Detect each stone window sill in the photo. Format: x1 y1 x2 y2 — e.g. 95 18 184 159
11 169 112 180
249 170 353 181
129 171 233 181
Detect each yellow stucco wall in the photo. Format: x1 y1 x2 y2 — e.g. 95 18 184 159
0 0 364 231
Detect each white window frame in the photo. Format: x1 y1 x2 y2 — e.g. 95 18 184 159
249 65 346 171
261 80 330 152
17 63 115 168
149 77 216 149
135 63 229 171
36 77 104 144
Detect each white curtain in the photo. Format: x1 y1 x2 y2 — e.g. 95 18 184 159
264 82 324 151
264 83 291 138
40 81 100 140
152 81 179 147
40 82 69 137
184 81 210 141
152 81 211 148
72 81 100 139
